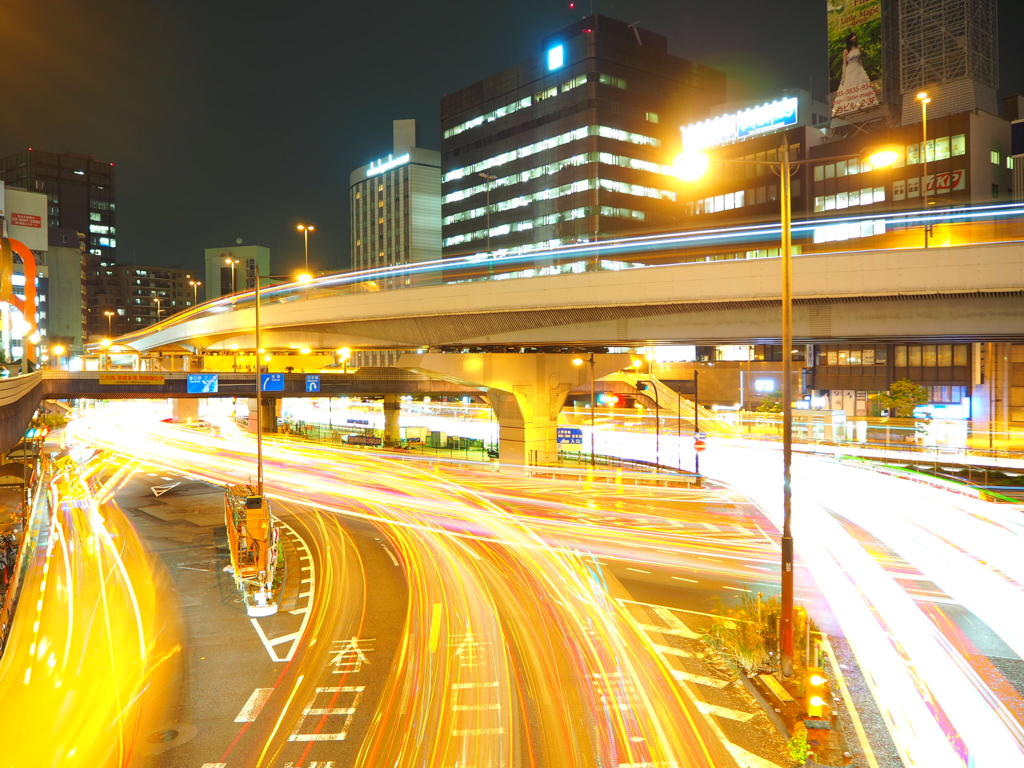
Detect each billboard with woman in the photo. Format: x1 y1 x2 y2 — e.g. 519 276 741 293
828 0 884 118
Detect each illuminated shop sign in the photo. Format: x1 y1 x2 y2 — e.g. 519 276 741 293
365 153 411 178
547 44 565 70
682 96 800 151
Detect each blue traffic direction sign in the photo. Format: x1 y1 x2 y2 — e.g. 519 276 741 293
261 373 285 392
557 427 583 445
186 373 219 394
305 374 321 393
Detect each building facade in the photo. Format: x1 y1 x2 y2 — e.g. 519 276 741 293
0 148 117 340
898 0 999 122
440 14 726 259
46 228 87 353
204 244 271 299
350 119 441 284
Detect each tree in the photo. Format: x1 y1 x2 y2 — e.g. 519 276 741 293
877 378 929 417
757 390 784 413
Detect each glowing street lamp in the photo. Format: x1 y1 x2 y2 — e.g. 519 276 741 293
337 346 352 374
297 224 315 273
51 344 66 371
104 309 115 337
917 91 932 248
673 140 898 679
225 257 240 294
573 354 596 468
189 279 202 305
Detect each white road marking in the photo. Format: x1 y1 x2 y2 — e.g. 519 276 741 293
671 669 731 689
249 517 315 662
653 643 694 658
234 687 274 722
626 567 651 574
200 764 227 768
652 607 701 638
696 701 754 721
289 686 365 742
671 576 699 583
822 635 880 768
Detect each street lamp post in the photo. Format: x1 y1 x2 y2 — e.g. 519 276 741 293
674 139 898 679
154 296 162 322
573 354 596 468
917 91 931 248
478 174 497 252
254 265 265 496
225 257 240 295
297 224 315 273
638 379 661 469
189 279 202 305
104 310 114 337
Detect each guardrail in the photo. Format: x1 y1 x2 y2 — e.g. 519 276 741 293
0 453 49 655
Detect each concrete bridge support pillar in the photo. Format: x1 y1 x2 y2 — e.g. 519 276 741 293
485 385 571 468
172 398 200 423
246 398 281 434
398 352 630 471
383 394 401 446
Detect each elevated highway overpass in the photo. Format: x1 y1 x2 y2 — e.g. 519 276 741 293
110 241 1023 354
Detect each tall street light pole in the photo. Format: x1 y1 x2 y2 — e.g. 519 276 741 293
225 257 240 295
674 139 898 679
189 279 202 305
104 310 114 337
574 354 596 468
638 379 661 469
917 91 931 248
254 264 264 496
297 224 315 273
478 174 497 252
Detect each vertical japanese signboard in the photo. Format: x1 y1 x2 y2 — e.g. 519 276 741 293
828 0 884 118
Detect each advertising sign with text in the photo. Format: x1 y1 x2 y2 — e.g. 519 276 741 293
828 0 883 118
4 188 47 251
98 373 166 386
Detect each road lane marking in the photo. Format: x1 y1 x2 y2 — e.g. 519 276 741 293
251 517 314 662
671 669 731 689
290 686 365 741
654 643 694 658
652 606 701 638
201 764 227 767
234 687 274 722
330 637 373 673
821 635 880 768
671 576 699 583
695 701 753 721
722 586 752 593
626 567 651 574
428 603 442 653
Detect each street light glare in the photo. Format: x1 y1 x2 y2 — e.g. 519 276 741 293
100 339 112 348
916 91 931 103
52 344 66 356
672 151 711 181
867 147 900 168
296 272 313 284
573 357 584 366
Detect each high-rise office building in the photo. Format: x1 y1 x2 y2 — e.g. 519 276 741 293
350 120 441 284
440 14 726 258
0 148 117 338
898 0 999 122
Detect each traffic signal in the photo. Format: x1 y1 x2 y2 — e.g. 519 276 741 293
806 667 828 718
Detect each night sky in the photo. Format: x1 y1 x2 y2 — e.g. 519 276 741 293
4 0 1023 279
